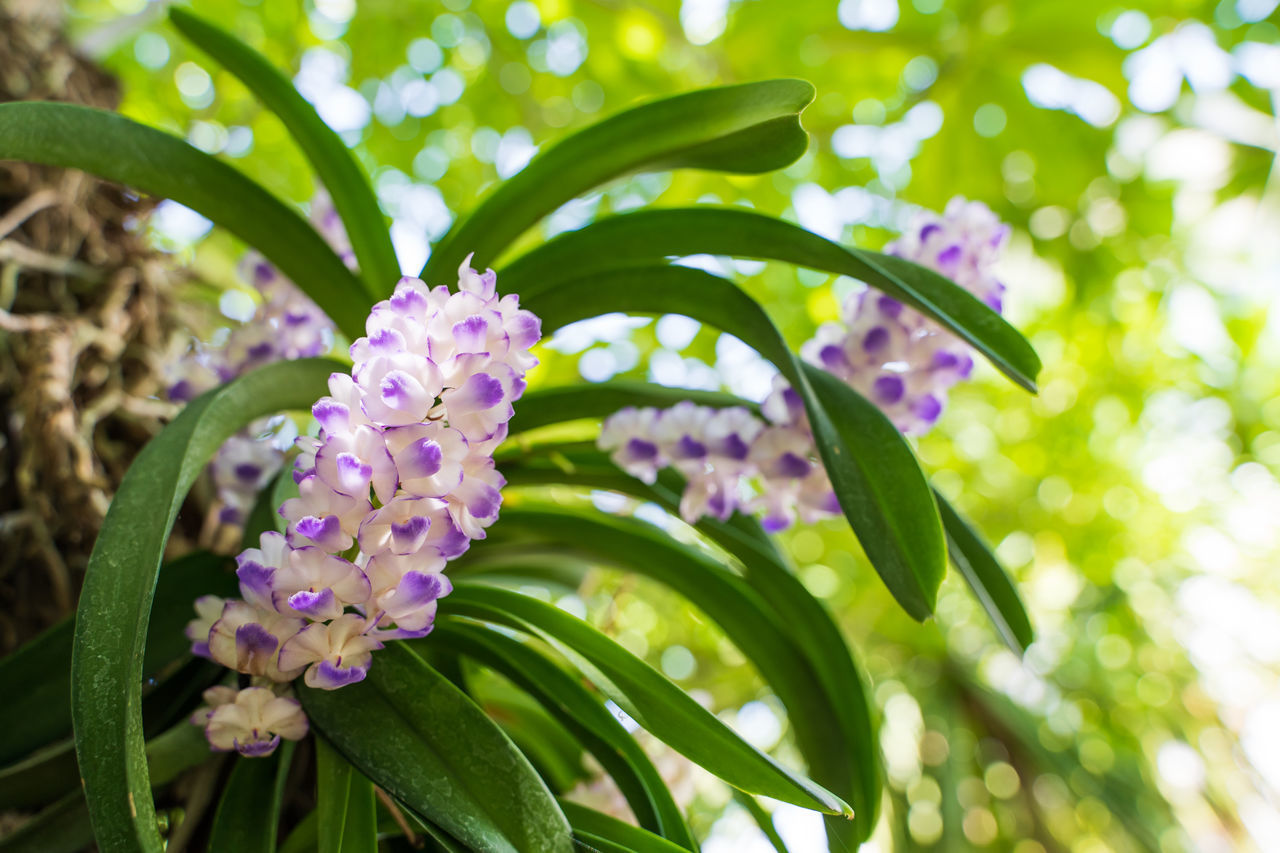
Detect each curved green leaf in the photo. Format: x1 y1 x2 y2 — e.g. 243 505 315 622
521 264 945 620
0 102 368 340
937 493 1034 653
316 737 378 853
168 8 399 296
430 619 698 850
472 680 592 794
69 358 341 853
443 582 852 818
298 644 573 853
463 508 868 833
208 743 295 853
420 79 814 281
501 207 1040 392
558 800 692 853
496 443 880 844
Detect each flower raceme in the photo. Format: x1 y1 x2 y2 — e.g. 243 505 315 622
599 197 1010 530
166 192 345 529
185 259 541 756
598 398 841 532
801 197 1009 437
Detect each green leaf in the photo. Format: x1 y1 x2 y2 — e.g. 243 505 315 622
937 493 1034 653
466 678 592 794
520 264 945 620
420 79 814 281
298 644 573 853
558 800 693 853
430 620 698 850
501 207 1040 392
168 8 399 297
443 582 852 817
497 441 880 844
0 102 368 340
316 737 378 853
69 358 341 853
463 506 870 839
208 743 295 853
0 550 236 766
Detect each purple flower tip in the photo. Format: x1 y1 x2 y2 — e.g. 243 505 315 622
873 375 906 404
862 326 889 353
719 433 751 461
315 660 368 689
236 734 281 757
626 438 659 461
233 463 262 484
674 435 708 460
776 451 812 480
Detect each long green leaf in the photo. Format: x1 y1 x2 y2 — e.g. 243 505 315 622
443 582 852 818
937 494 1034 652
208 743 295 853
472 680 592 794
0 550 235 766
430 620 698 850
501 208 1040 392
520 264 945 620
558 800 692 853
0 103 368 339
496 443 880 844
316 737 378 853
298 644 573 853
420 80 814 281
463 508 867 836
70 358 341 853
168 8 399 296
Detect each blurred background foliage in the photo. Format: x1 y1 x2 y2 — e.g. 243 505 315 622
60 0 1280 849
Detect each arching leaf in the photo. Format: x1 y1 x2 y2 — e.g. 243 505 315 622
443 582 852 818
169 8 400 296
70 358 341 853
502 208 1039 391
0 103 368 339
420 80 814 281
298 644 573 853
521 264 945 620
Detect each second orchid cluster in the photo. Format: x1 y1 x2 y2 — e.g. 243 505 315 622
600 197 1011 532
599 385 841 533
166 192 347 530
184 259 541 757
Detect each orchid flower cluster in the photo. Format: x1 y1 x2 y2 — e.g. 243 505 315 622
185 259 541 757
599 395 840 532
165 194 344 528
801 196 1009 437
600 198 1009 530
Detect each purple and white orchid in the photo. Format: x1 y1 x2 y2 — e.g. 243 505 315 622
185 257 541 755
166 192 346 531
599 197 1010 531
